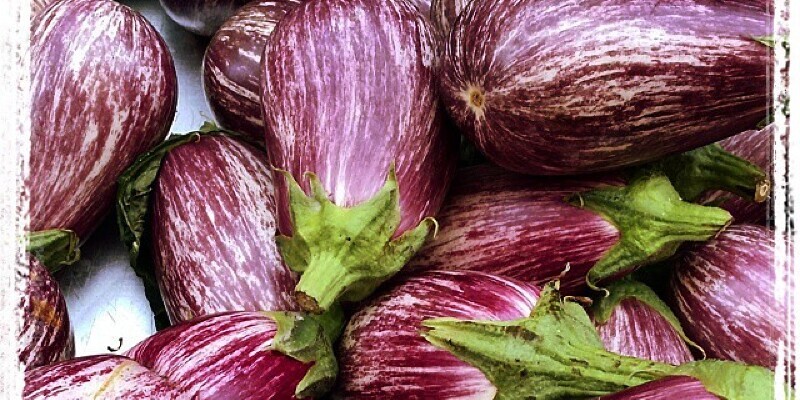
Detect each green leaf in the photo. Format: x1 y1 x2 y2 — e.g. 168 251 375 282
26 229 80 274
565 173 732 291
277 166 437 314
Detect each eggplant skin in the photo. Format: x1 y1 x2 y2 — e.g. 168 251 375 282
337 270 539 399
152 135 299 324
407 164 621 293
669 224 784 371
261 0 457 236
159 0 249 36
30 0 177 240
430 0 472 35
19 257 73 370
203 0 301 141
440 0 772 175
24 355 182 399
31 0 55 17
598 376 718 399
596 299 693 365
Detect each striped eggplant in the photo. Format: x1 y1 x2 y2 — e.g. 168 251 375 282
439 0 772 175
24 355 182 399
117 131 298 327
430 0 471 35
419 281 777 399
598 376 719 400
592 280 695 365
408 164 732 292
203 0 301 140
261 0 458 313
31 0 55 16
668 224 786 371
19 257 74 370
159 0 249 36
31 0 177 242
337 270 540 398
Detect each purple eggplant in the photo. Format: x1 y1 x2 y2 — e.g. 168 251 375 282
203 0 301 140
31 0 177 242
19 257 74 370
159 0 249 36
24 355 182 399
668 224 786 371
117 130 298 327
439 0 772 175
337 270 539 398
598 376 719 399
261 0 457 313
408 164 732 292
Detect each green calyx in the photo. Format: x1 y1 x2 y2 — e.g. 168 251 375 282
565 173 731 291
592 278 705 358
264 306 345 398
421 282 779 400
26 229 80 274
116 123 249 329
639 143 770 203
276 166 437 314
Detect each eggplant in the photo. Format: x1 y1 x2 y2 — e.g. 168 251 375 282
31 0 177 242
439 0 772 175
668 224 785 371
19 257 74 370
592 280 695 365
159 0 249 36
24 355 182 399
430 0 471 35
598 376 719 399
261 0 458 313
337 270 540 398
408 164 732 292
118 130 298 326
203 0 301 140
31 0 55 16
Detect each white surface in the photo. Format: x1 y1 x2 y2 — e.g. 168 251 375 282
56 0 216 357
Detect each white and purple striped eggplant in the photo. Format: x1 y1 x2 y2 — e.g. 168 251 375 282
24 355 182 399
592 279 695 365
439 0 772 175
203 0 301 140
668 224 786 371
408 164 732 292
117 129 298 327
261 0 458 313
31 0 177 242
19 257 74 371
159 0 249 36
337 270 540 398
598 376 719 400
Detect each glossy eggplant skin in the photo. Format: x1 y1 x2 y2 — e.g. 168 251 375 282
261 0 457 237
598 376 719 400
159 0 249 36
337 270 539 399
203 0 301 141
30 0 177 240
151 135 298 324
19 257 74 370
669 224 784 371
408 164 622 293
440 0 772 175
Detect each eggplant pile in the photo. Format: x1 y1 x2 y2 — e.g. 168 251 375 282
22 0 784 398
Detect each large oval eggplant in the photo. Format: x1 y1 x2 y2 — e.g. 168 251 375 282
24 355 182 399
598 376 719 400
408 164 731 292
337 270 539 399
439 0 772 175
203 0 301 140
150 134 298 324
159 0 249 36
19 257 73 370
31 0 177 241
261 0 457 312
668 224 785 371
